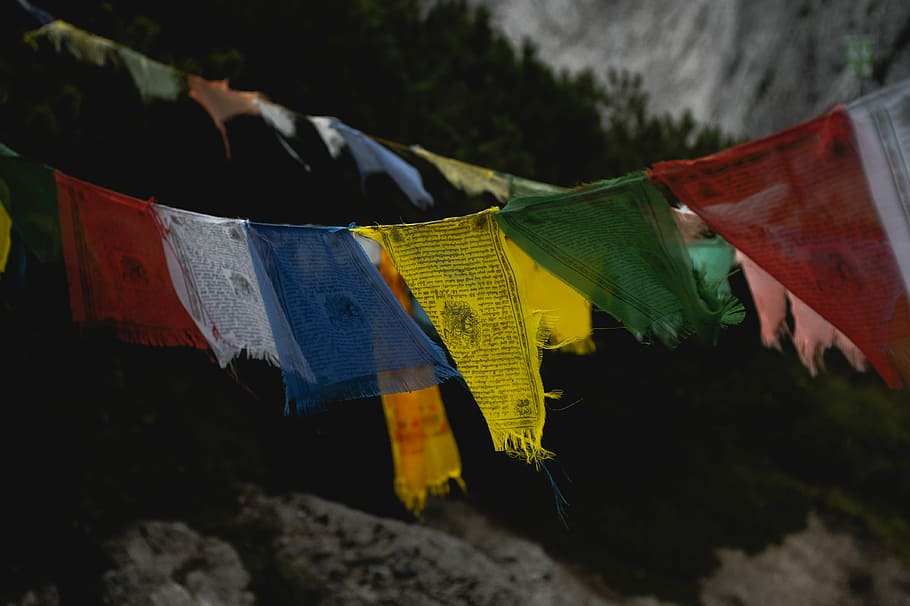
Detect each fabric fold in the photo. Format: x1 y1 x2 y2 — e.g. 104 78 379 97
505 237 595 354
244 222 459 414
496 172 744 348
651 107 910 388
356 209 554 463
374 246 464 516
329 121 434 209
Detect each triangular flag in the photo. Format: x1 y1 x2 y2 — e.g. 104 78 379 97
496 172 744 348
651 107 910 387
356 209 554 462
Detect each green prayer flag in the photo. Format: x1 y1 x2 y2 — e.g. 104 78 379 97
0 144 60 263
506 174 568 198
495 172 744 347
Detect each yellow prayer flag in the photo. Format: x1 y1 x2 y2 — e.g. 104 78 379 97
375 248 465 515
357 209 553 463
0 188 11 273
382 386 465 515
505 238 595 355
410 146 511 203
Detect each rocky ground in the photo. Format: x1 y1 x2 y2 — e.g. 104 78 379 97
6 485 910 606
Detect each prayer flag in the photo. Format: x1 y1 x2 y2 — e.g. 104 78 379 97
0 201 10 273
374 247 464 515
55 172 209 349
329 121 434 209
0 144 60 263
505 238 595 354
154 205 278 368
244 222 458 414
357 209 554 462
410 145 511 202
735 250 867 373
187 75 261 159
495 172 744 348
650 107 910 388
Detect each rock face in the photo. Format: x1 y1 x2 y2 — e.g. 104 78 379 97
22 489 907 606
701 512 910 606
469 0 910 139
101 521 255 606
236 488 619 606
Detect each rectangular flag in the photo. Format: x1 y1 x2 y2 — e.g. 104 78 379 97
154 205 278 368
56 172 209 349
244 222 459 414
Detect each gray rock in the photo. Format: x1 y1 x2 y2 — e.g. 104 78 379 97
237 487 622 606
468 0 910 139
101 520 254 606
701 511 910 606
4 586 59 606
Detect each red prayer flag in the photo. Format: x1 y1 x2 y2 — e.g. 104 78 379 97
56 171 209 350
650 108 910 388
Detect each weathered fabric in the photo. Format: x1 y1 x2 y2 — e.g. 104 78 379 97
410 145 511 202
847 77 910 299
357 209 554 462
505 237 595 354
25 20 114 67
496 172 744 348
187 75 261 159
375 247 464 515
244 222 459 414
329 121 434 209
55 172 208 349
25 21 184 103
736 251 867 373
154 205 278 368
651 107 910 388
116 46 184 102
0 144 60 263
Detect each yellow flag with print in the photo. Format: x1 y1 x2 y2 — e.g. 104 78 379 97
357 209 553 462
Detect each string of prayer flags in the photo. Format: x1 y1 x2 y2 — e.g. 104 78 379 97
25 20 185 102
153 205 279 368
0 144 61 263
505 238 595 354
374 246 465 515
496 172 744 348
735 251 867 374
56 172 210 349
328 121 434 209
244 222 459 415
650 107 910 388
356 209 555 463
